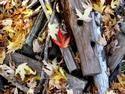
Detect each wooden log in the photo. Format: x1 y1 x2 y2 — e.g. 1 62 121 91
5 53 42 74
25 10 47 47
61 47 79 73
108 33 125 71
60 0 101 76
91 12 109 94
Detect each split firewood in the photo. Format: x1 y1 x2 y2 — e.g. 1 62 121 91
91 12 109 94
60 0 101 76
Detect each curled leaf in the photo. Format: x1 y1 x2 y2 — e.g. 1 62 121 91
111 0 120 9
22 9 33 18
93 1 106 13
15 63 36 81
45 3 53 15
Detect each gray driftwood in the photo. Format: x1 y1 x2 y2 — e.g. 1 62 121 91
60 0 101 76
91 12 109 94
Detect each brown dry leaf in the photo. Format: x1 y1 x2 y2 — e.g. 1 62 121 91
27 78 37 94
74 52 80 64
117 74 125 87
0 48 5 64
111 74 125 93
5 1 13 10
104 6 113 14
112 82 122 89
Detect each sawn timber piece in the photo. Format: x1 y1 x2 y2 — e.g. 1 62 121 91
60 0 101 76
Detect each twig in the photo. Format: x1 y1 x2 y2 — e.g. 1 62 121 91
39 0 50 19
43 35 50 62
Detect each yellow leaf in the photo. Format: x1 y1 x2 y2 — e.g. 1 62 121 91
22 9 33 18
0 48 5 64
52 67 67 81
7 32 25 53
46 3 52 15
15 63 36 81
59 67 67 80
3 26 15 33
111 0 120 9
53 70 64 81
93 2 106 13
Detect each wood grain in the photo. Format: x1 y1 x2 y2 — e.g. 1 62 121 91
60 0 101 76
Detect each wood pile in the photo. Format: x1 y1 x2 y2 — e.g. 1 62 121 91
0 0 125 94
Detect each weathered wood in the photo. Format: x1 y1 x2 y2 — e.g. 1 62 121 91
5 53 42 73
91 12 109 94
68 74 87 94
60 0 101 76
61 47 79 73
25 10 47 47
108 33 125 71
